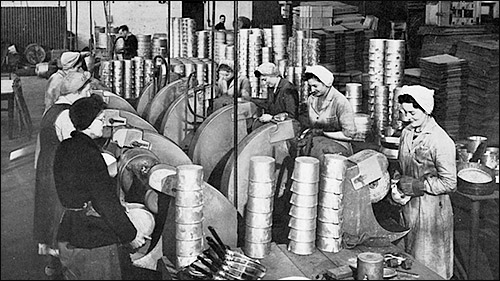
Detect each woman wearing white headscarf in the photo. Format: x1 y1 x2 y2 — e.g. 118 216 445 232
391 85 456 279
301 65 357 158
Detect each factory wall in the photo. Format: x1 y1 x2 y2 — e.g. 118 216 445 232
1 1 252 51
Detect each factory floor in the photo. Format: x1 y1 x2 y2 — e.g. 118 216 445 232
1 75 498 280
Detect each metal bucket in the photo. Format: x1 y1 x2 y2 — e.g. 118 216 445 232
245 210 273 228
289 205 318 220
246 196 274 213
289 193 318 207
248 181 275 198
292 156 320 183
249 156 276 182
318 192 342 209
176 165 204 191
288 228 316 242
290 181 319 196
243 240 271 259
317 222 341 238
288 217 317 231
175 205 204 224
357 252 384 280
316 236 341 253
287 240 315 256
175 221 204 240
319 177 343 194
245 226 272 243
321 154 347 180
175 190 204 207
317 206 340 224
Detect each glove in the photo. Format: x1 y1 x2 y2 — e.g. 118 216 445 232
397 175 425 197
129 231 149 250
259 113 273 122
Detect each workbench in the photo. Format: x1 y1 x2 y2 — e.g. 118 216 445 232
259 243 444 280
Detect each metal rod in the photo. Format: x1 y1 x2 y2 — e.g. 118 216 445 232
75 1 78 50
233 0 239 211
210 0 216 102
166 1 171 83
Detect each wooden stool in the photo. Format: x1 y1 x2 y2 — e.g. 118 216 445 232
1 74 33 139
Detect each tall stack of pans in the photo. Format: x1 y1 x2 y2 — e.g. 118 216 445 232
175 165 204 268
368 39 386 96
345 83 363 113
248 29 263 98
263 28 273 49
390 86 405 129
133 56 144 98
238 29 250 78
243 156 276 259
372 85 390 137
272 24 287 65
182 18 196 58
288 156 319 255
144 59 154 86
262 29 273 64
295 30 306 67
384 39 405 125
303 38 320 66
214 31 226 65
201 58 213 85
225 45 235 62
181 58 196 79
317 154 346 253
218 43 228 63
113 60 124 97
171 17 182 58
225 31 234 46
100 60 113 89
196 30 209 59
262 47 272 63
193 59 207 85
137 34 152 59
152 36 169 59
123 59 134 99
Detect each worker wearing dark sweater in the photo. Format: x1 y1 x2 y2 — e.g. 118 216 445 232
54 95 147 279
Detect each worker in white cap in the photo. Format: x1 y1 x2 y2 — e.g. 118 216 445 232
212 60 251 111
301 65 357 158
33 71 93 278
391 84 456 279
251 62 300 132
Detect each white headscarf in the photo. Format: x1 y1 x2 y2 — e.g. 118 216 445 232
400 85 435 114
304 65 334 87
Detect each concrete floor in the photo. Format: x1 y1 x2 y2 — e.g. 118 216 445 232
1 75 498 280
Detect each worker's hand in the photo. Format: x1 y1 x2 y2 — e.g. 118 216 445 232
397 175 425 197
391 184 411 205
259 113 273 122
273 112 288 122
129 231 149 250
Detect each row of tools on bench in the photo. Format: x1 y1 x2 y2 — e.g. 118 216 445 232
178 226 267 280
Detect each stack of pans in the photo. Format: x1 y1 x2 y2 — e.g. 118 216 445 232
175 165 205 268
182 18 196 58
384 39 405 124
238 29 250 78
144 58 154 86
112 60 124 97
100 60 113 89
193 59 207 85
390 87 404 130
214 31 226 65
243 156 276 259
371 85 390 137
263 28 273 49
225 31 235 46
152 36 169 59
201 58 213 85
262 47 272 63
288 156 319 256
272 24 287 65
345 82 363 113
248 29 263 98
354 113 372 141
181 58 196 79
137 34 152 59
196 30 209 59
217 43 228 63
302 38 320 66
295 30 306 67
123 59 134 99
317 154 346 253
294 66 303 91
170 17 182 58
368 39 385 97
133 57 144 98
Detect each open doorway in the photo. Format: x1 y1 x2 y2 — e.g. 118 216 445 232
182 1 205 31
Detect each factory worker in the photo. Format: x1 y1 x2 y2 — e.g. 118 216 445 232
114 25 138 60
301 65 357 158
251 62 300 133
34 71 93 278
391 85 456 279
213 60 251 111
54 95 147 279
